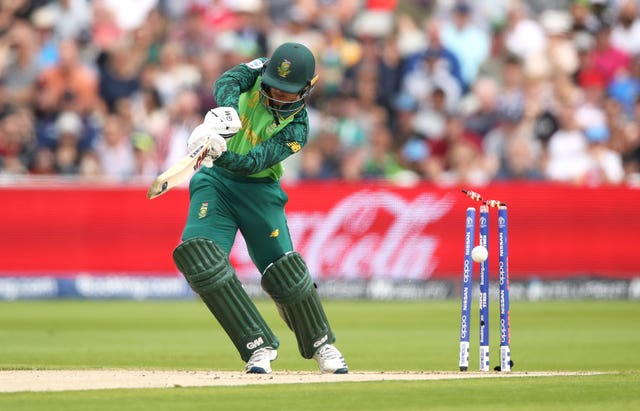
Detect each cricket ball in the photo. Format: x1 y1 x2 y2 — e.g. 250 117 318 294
471 245 488 263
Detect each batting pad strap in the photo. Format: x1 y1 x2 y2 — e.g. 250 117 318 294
173 238 279 362
261 252 335 359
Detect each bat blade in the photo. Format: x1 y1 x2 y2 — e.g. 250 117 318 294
146 141 211 199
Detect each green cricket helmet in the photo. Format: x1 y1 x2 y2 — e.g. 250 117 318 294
260 42 318 117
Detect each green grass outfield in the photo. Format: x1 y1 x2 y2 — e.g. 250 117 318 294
0 300 639 410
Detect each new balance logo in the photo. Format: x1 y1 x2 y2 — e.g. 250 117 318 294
246 337 264 350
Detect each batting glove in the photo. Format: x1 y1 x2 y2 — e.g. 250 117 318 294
205 107 242 139
187 124 227 168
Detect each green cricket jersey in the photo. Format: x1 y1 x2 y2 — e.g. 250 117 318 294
212 58 309 181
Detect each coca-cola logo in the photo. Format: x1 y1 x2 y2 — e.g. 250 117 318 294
230 190 454 280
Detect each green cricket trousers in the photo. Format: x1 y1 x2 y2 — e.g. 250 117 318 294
181 166 293 273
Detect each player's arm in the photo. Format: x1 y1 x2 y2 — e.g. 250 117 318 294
213 58 266 110
215 119 307 175
205 60 262 139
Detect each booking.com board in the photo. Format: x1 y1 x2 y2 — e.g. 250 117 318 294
0 181 638 300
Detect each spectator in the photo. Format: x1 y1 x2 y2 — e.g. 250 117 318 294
0 107 37 174
582 124 625 185
390 92 424 145
360 123 406 180
266 6 324 56
37 38 99 115
344 34 403 117
569 0 600 37
129 80 169 141
52 111 83 174
477 22 510 83
77 150 102 178
297 131 343 180
495 54 526 115
502 2 547 61
483 104 531 177
153 41 201 105
313 127 344 179
439 2 491 87
0 78 15 120
494 133 545 181
340 147 367 182
297 141 326 180
607 55 640 119
132 131 159 181
30 5 59 69
90 0 124 49
544 105 591 183
622 145 640 183
30 147 56 175
314 16 362 98
98 42 141 112
462 76 501 138
155 88 202 171
324 95 367 152
194 51 224 112
167 4 216 63
575 70 607 131
44 0 93 41
424 114 488 185
392 92 431 178
129 8 167 65
621 115 640 183
3 22 41 106
402 49 462 113
100 0 159 32
200 0 238 35
540 9 579 77
586 21 630 85
232 2 268 58
610 0 640 56
395 13 427 59
404 17 465 92
93 114 136 181
374 36 404 114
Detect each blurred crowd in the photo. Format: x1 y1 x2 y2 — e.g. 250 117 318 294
1 0 640 186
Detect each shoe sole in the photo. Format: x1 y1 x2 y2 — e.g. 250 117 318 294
246 367 270 374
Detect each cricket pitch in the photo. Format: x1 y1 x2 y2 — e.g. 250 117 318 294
0 370 605 392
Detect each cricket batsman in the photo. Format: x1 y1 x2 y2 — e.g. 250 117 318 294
172 42 349 374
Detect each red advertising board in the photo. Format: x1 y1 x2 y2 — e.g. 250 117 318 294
0 181 638 281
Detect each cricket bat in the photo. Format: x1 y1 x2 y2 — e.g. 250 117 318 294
146 140 212 199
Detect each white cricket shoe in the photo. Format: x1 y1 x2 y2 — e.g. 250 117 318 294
313 344 348 374
245 347 278 374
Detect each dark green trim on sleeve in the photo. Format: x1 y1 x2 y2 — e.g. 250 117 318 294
213 59 266 109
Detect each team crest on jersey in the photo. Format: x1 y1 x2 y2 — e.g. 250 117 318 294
198 202 209 219
287 141 301 153
277 59 292 78
269 229 280 238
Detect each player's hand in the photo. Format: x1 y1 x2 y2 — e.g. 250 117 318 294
202 133 226 167
187 124 227 168
187 123 212 153
204 107 242 139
